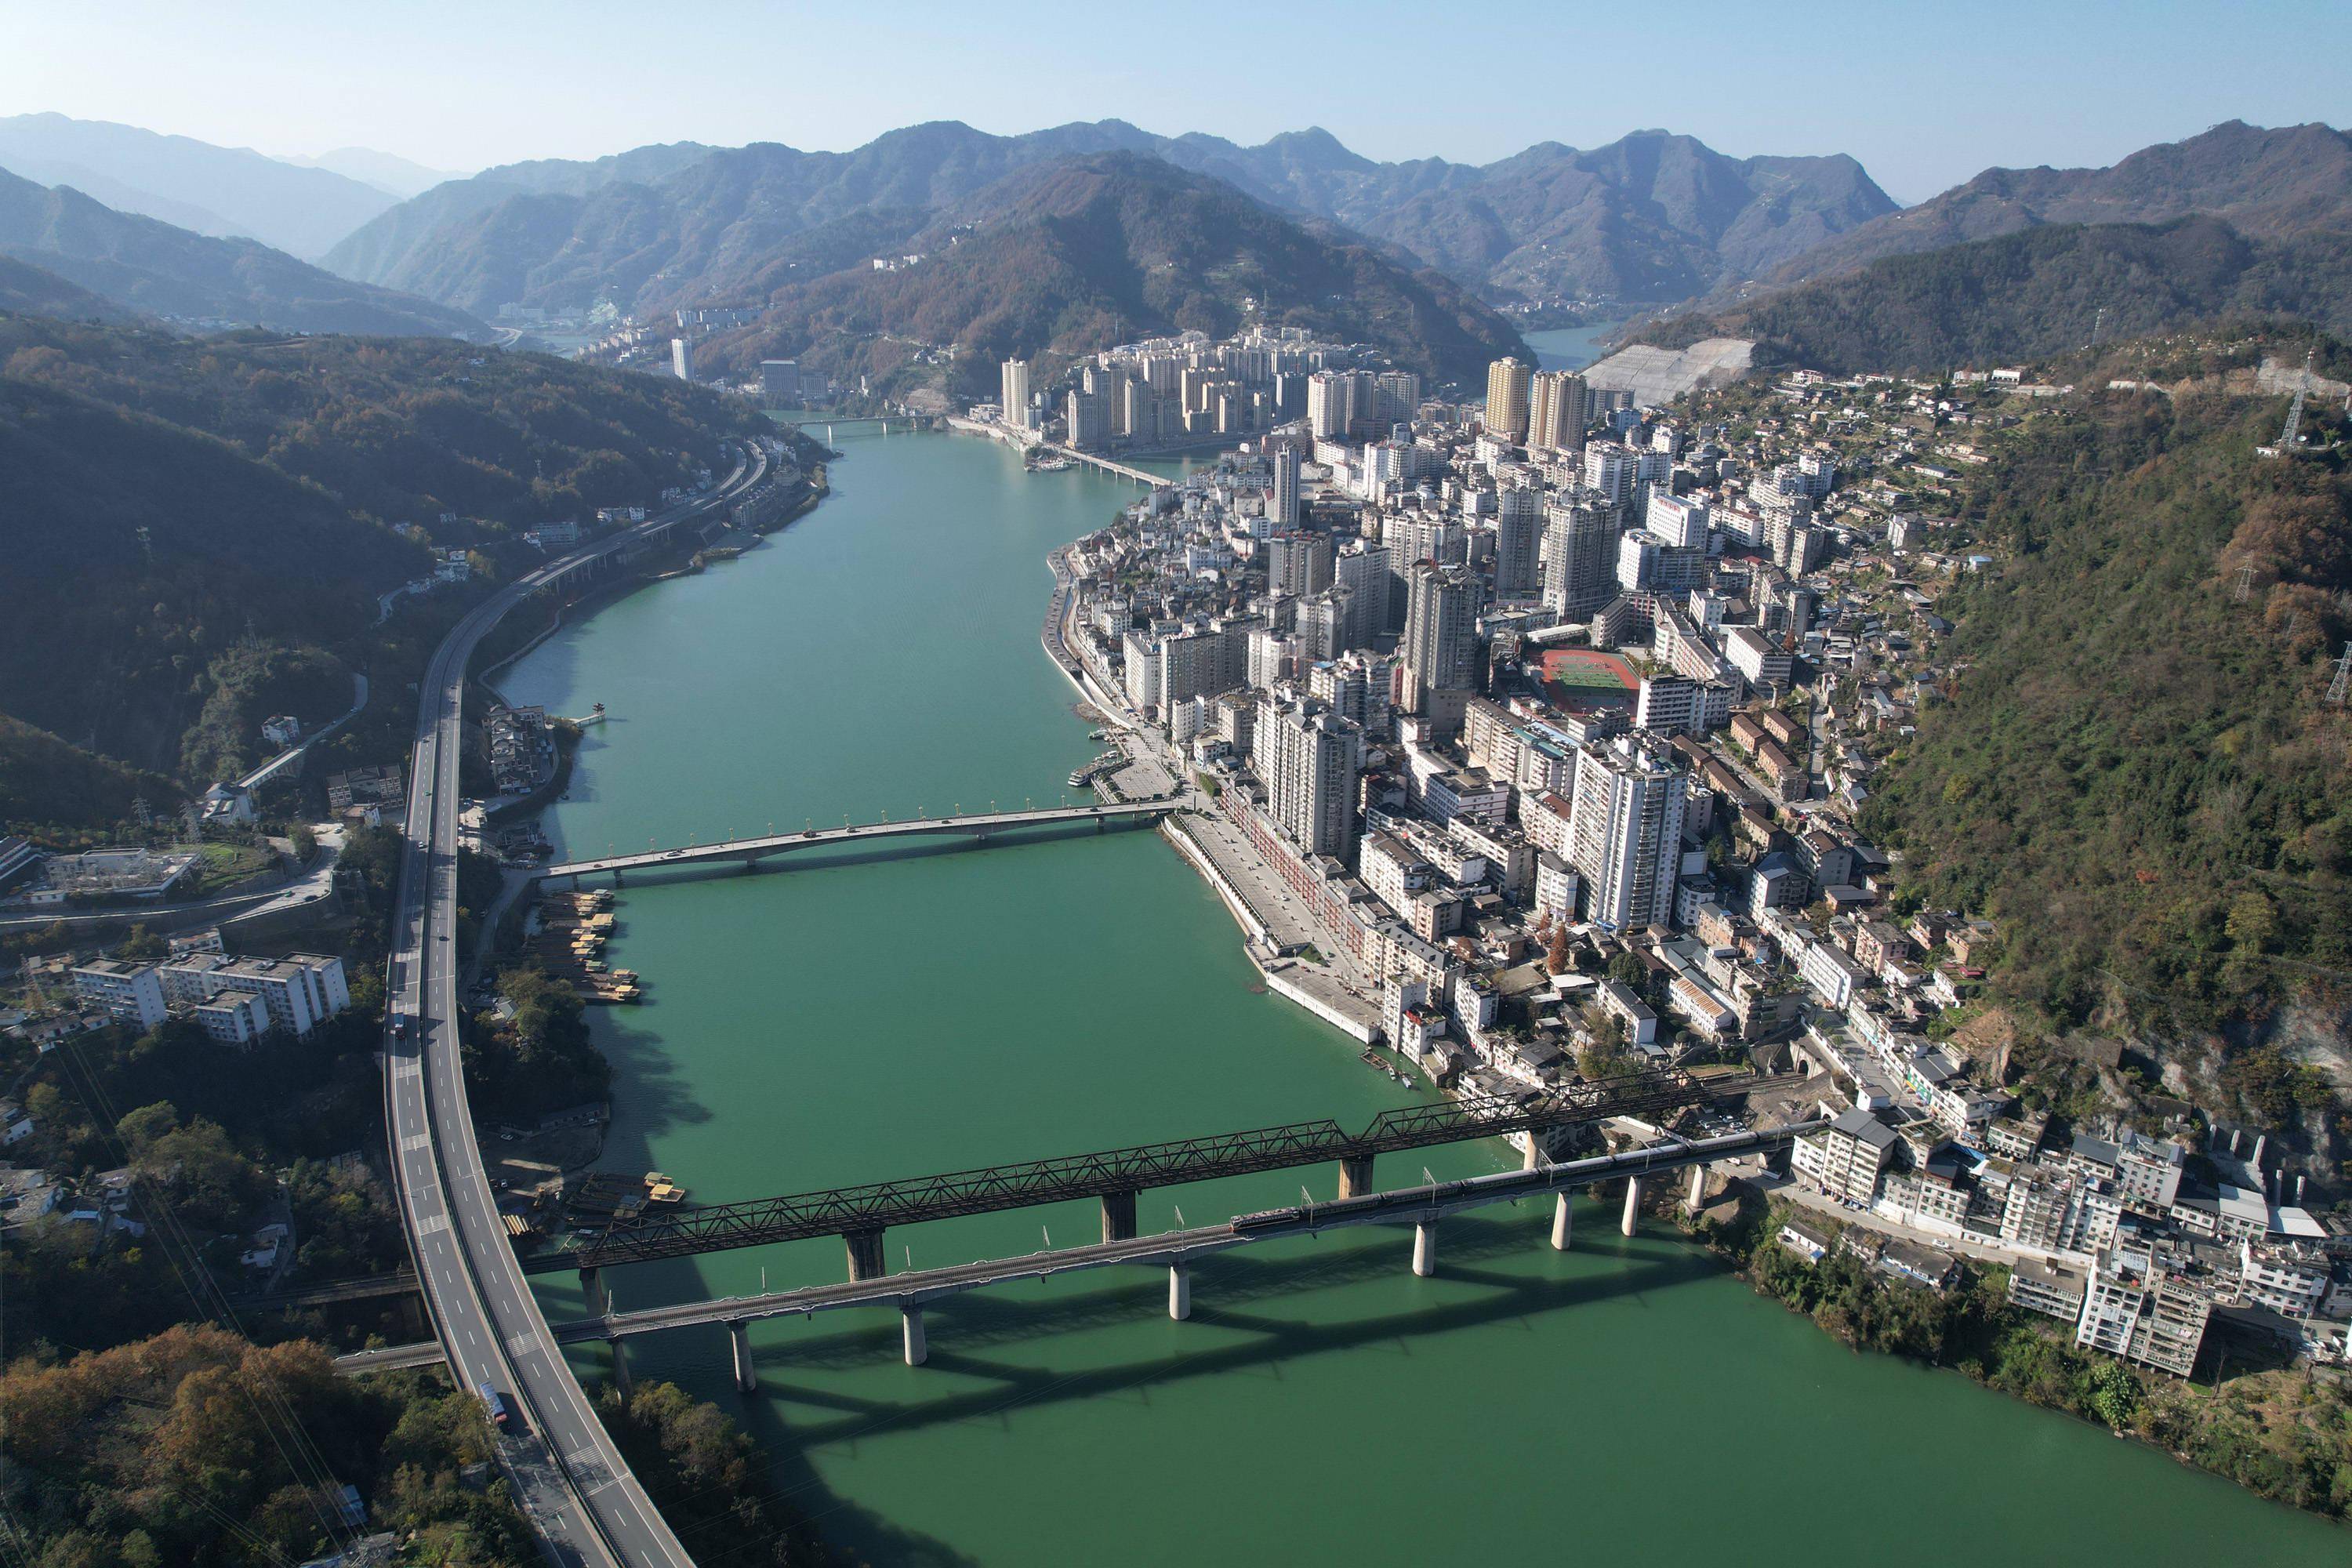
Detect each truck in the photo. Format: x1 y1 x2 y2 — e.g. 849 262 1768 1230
477 1383 510 1431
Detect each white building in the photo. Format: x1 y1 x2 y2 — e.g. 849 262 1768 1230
1791 1107 1900 1205
1254 699 1363 858
1000 358 1033 430
71 959 168 1030
1566 735 1686 931
160 953 350 1038
1725 626 1794 694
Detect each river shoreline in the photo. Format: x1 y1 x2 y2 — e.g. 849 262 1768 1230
499 427 2347 1566
1013 430 2352 1541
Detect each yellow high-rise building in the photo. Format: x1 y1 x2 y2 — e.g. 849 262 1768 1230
1484 356 1531 442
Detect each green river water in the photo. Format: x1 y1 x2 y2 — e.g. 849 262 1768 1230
499 430 2343 1566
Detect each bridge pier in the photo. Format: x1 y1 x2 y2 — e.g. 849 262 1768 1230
1523 1135 1542 1171
608 1336 633 1399
1621 1176 1643 1237
1551 1192 1574 1251
845 1229 887 1283
1338 1155 1374 1199
581 1266 608 1319
1168 1264 1191 1320
1686 1163 1708 1212
901 1305 927 1366
728 1321 756 1394
1412 1221 1437 1277
1100 1190 1138 1243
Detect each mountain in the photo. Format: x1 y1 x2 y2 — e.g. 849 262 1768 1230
0 113 399 257
0 315 768 797
1751 121 2352 292
319 140 720 292
1155 126 1897 303
0 254 142 323
695 153 1530 392
1635 216 2352 375
322 121 1894 316
0 167 485 338
1860 362 2352 1033
274 146 467 199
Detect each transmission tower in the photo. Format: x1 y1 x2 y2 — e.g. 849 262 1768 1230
2234 564 2253 602
2328 643 2352 706
2087 306 2107 348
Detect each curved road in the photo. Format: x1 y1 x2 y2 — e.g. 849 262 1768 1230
385 442 766 1567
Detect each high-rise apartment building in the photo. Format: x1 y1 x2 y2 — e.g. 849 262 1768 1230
1267 532 1334 597
670 337 695 381
1582 444 1634 512
1494 484 1544 597
1540 499 1616 620
1526 369 1589 455
1483 357 1531 443
1270 444 1301 529
1567 734 1687 931
1254 699 1364 858
1000 358 1033 429
1400 563 1480 714
1334 543 1392 648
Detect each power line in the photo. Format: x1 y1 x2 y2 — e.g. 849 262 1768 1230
50 1036 356 1559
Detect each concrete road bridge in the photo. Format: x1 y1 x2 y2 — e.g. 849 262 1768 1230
537 800 1174 883
530 1067 1721 1281
347 1120 1819 1385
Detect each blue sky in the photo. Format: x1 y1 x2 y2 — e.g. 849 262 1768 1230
4 0 2346 201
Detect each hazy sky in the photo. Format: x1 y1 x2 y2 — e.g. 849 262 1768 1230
5 0 2347 201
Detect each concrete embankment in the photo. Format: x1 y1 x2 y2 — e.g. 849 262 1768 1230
1255 958 1377 1044
1160 817 1273 947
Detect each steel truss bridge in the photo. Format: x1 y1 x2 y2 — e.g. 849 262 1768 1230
530 1067 1722 1277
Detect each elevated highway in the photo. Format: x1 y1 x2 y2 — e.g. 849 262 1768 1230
378 444 770 1567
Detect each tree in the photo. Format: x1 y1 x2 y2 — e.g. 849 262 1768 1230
1544 927 1572 976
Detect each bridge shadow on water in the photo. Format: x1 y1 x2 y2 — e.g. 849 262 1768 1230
684 1209 1730 1566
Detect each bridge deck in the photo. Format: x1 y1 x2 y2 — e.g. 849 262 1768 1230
530 1069 1722 1274
347 1123 1816 1373
540 800 1171 880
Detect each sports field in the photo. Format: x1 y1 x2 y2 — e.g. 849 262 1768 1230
1539 648 1641 710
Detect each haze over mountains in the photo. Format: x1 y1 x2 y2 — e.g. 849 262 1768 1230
0 165 484 338
2 111 2349 388
697 152 1530 389
324 119 1897 315
0 113 404 257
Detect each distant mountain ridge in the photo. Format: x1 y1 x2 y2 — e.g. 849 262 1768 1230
1748 120 2352 293
0 112 399 257
273 147 469 199
1638 215 2352 376
698 152 1530 392
321 120 1896 315
0 166 486 338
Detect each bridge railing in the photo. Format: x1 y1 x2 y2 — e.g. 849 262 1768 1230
543 1068 1719 1272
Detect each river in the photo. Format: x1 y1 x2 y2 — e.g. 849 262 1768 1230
499 430 2343 1566
1523 321 1628 372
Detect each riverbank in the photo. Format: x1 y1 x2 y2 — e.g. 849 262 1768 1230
1682 1189 2352 1528
497 429 2349 1568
